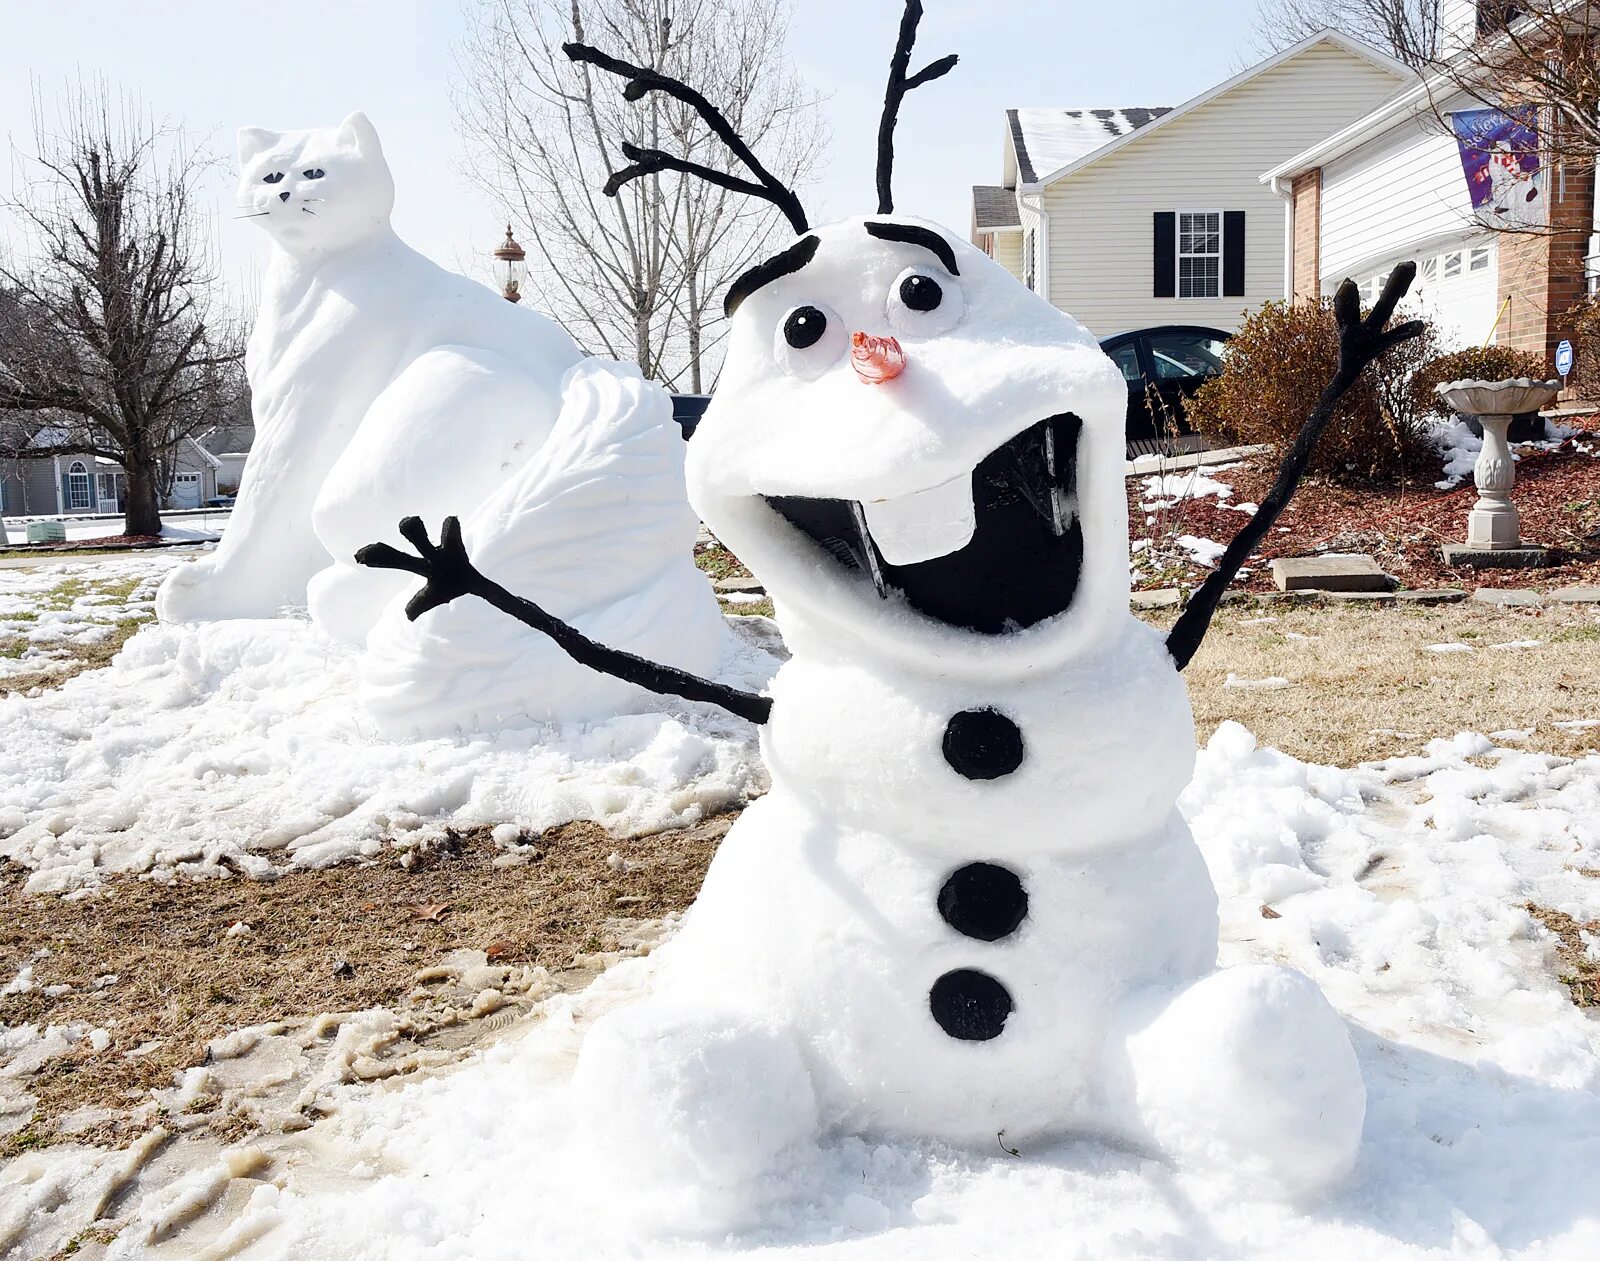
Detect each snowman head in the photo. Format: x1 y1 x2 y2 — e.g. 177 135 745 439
686 217 1127 673
567 3 1129 674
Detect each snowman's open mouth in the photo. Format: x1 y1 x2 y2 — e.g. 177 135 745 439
762 414 1083 635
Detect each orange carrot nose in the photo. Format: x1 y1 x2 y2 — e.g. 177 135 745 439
851 332 907 384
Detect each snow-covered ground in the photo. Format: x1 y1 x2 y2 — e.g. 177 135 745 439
52 720 1589 1259
0 551 774 892
0 555 169 683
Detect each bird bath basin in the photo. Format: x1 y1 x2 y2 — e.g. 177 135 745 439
1434 377 1560 558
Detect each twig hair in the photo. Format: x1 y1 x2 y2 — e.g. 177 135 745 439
562 41 810 235
876 1 958 215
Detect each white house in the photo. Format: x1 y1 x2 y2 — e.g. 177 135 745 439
1261 0 1594 360
970 31 1412 337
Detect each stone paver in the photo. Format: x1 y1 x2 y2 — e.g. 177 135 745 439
1270 554 1394 593
1471 587 1542 606
1130 588 1181 609
1440 543 1552 569
713 575 765 594
1550 586 1600 604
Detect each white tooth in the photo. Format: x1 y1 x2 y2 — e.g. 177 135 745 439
860 473 976 566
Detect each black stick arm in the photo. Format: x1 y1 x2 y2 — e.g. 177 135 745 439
1165 264 1424 671
356 517 772 727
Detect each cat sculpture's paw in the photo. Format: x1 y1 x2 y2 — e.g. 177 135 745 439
355 516 481 621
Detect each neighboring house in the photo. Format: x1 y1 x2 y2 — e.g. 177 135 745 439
970 31 1412 338
199 418 254 494
1263 0 1592 358
0 425 221 518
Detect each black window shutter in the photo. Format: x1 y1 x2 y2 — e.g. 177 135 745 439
1153 212 1176 298
1223 211 1246 297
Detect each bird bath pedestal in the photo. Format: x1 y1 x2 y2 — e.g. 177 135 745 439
1435 378 1560 569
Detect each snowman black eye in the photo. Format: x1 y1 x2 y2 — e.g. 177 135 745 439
262 172 284 184
899 274 942 312
303 169 325 180
783 306 827 349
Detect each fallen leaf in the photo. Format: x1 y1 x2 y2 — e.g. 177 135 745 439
1260 905 1282 920
485 941 517 962
412 903 451 922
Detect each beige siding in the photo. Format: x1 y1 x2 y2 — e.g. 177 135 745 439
993 231 1023 281
1042 43 1405 336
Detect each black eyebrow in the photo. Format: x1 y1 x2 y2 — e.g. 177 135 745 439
865 221 960 276
724 234 821 317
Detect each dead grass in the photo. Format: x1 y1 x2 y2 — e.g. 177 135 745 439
1137 599 1600 764
1525 903 1600 1007
0 816 729 1153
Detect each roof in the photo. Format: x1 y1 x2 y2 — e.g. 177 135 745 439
971 185 1021 231
1007 109 1171 185
1018 29 1412 190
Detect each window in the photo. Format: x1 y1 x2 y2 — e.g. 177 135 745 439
1177 211 1221 298
1469 247 1491 272
1443 251 1463 278
1146 331 1228 381
67 460 91 511
1106 341 1142 384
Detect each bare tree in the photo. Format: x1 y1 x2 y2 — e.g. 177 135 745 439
453 0 824 389
1250 0 1441 66
0 83 245 537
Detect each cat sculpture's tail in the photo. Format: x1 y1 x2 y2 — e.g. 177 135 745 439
357 358 732 737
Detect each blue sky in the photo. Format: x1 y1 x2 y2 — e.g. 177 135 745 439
0 0 1267 297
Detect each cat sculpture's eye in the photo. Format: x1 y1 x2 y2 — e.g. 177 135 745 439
303 169 326 180
262 172 284 185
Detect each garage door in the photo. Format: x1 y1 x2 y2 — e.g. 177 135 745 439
172 472 202 509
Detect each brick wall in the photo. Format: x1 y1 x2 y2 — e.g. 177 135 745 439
1291 169 1322 302
1495 160 1594 374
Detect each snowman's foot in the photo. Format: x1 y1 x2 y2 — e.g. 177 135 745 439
1122 964 1364 1199
569 1000 819 1232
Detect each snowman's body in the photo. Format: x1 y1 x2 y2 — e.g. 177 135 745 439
664 619 1216 1145
567 216 1367 1213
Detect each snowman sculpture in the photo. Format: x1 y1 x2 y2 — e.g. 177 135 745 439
361 2 1422 1215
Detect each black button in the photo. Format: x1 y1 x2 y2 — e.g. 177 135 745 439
929 968 1013 1041
942 708 1024 780
938 862 1028 941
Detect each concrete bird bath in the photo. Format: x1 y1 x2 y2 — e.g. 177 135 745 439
1435 377 1560 567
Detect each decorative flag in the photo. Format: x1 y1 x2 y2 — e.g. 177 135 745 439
1450 107 1545 229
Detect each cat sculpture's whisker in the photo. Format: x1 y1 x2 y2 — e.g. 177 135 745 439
301 207 318 216
234 212 271 219
303 197 326 202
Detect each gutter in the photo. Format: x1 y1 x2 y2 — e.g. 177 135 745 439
1270 175 1295 300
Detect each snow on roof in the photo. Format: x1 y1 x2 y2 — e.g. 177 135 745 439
971 185 1021 231
1007 107 1172 185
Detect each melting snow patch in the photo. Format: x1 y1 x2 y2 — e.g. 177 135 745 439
1426 642 1474 654
1223 674 1292 690
1176 535 1226 567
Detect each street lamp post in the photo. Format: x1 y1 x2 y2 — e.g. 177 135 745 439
494 224 526 303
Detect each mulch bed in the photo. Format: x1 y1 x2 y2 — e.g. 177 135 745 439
1130 433 1600 592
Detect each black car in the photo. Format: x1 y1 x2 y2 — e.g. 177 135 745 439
1099 325 1231 456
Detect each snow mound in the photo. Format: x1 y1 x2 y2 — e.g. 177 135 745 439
0 614 776 893
149 723 1600 1259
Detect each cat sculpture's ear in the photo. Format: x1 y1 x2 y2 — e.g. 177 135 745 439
337 112 384 160
237 126 279 167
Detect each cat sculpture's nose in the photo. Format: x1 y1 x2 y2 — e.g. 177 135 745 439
278 191 291 202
